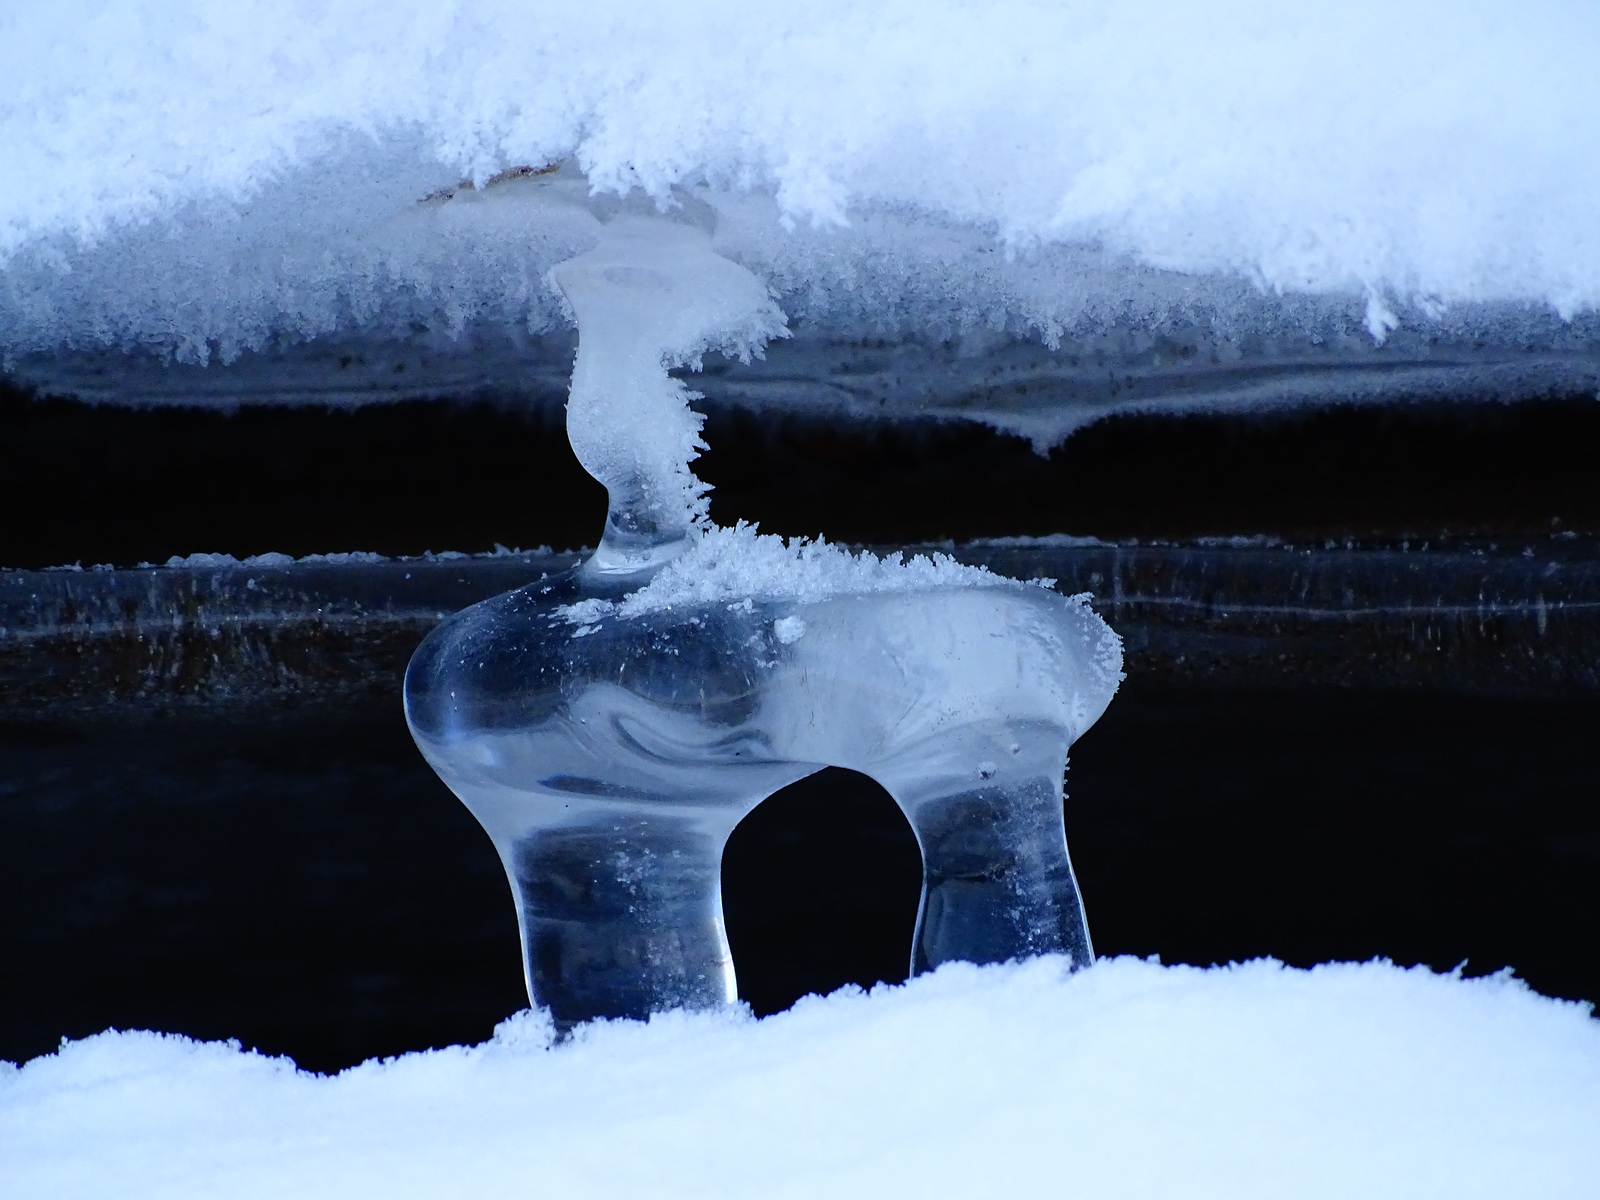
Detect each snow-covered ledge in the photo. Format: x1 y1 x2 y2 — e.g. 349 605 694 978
5 6 1600 443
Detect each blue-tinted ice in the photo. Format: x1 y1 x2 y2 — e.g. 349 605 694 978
404 211 1121 1028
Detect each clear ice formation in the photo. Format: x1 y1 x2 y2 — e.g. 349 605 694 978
405 213 1122 1028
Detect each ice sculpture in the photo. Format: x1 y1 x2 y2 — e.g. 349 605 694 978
405 211 1122 1029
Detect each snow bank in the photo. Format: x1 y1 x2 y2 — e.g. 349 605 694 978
3 0 1599 400
3 958 1595 1199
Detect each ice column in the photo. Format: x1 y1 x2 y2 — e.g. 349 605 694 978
552 216 786 582
405 213 1122 1030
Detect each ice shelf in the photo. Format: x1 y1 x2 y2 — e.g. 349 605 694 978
6 538 1600 723
5 4 1600 440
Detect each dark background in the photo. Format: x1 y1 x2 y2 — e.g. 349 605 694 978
5 382 1599 567
3 380 1597 1072
5 690 1594 1073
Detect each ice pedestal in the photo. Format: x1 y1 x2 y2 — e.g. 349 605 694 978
403 208 1120 1027
405 553 1121 1028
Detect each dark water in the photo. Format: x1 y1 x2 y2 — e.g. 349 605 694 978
3 385 1595 1070
4 686 1594 1073
4 383 1599 568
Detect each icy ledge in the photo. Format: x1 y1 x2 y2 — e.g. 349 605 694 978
4 958 1596 1200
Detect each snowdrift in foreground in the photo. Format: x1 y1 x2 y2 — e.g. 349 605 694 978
4 0 1600 396
4 958 1597 1200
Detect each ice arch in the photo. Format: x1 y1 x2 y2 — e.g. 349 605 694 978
720 767 923 1015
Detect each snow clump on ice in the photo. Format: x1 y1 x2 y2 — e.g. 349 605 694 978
554 522 1056 627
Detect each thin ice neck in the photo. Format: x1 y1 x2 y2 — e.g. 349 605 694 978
550 215 787 595
581 474 692 588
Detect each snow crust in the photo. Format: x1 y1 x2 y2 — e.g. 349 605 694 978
4 958 1597 1199
3 1 1599 377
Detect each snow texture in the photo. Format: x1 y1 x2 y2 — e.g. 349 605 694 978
3 0 1599 378
4 958 1597 1199
563 522 1050 623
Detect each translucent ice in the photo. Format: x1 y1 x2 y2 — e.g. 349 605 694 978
406 546 1120 1026
405 214 1121 1027
551 215 786 577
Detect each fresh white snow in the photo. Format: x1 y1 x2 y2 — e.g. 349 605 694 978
4 957 1597 1199
3 0 1599 377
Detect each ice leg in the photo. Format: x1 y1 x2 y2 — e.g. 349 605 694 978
507 810 736 1029
878 732 1092 975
